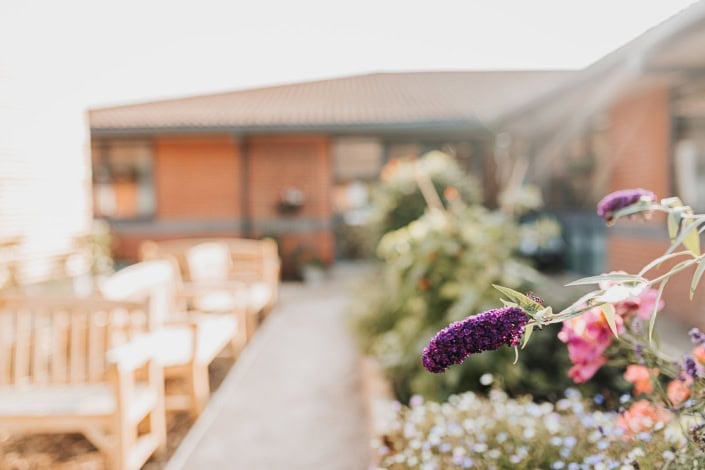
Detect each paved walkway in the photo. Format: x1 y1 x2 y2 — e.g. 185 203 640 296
168 265 371 470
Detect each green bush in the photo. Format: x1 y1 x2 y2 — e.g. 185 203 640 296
368 151 481 240
352 204 575 402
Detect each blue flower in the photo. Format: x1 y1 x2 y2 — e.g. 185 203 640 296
584 454 603 465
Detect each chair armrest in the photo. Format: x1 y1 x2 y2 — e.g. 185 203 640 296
106 333 159 372
178 280 247 297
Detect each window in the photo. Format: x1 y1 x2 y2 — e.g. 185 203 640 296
675 135 705 212
92 139 155 219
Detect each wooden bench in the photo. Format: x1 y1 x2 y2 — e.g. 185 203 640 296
140 238 280 339
0 296 166 470
99 259 246 417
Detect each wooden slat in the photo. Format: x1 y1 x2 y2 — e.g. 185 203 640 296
12 309 31 384
69 309 87 383
0 311 13 385
50 310 69 384
31 308 48 385
87 309 105 382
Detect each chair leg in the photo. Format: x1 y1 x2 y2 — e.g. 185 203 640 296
229 331 245 358
149 360 167 455
189 363 210 418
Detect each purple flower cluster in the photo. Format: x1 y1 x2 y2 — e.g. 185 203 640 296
683 354 699 380
596 188 656 223
422 306 529 373
689 328 705 346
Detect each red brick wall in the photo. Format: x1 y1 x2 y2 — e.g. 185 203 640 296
154 135 241 220
608 84 670 198
247 135 332 219
111 134 335 267
247 135 334 265
601 84 705 326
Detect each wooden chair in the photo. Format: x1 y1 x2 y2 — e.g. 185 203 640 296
140 238 280 339
0 296 166 470
99 259 246 417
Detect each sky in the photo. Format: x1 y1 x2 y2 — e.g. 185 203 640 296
0 0 700 107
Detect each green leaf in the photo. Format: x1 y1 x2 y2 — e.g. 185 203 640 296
522 323 534 349
513 346 519 365
610 202 652 222
666 218 705 255
639 250 692 277
661 197 684 208
649 280 668 345
691 259 705 300
565 273 646 287
667 211 680 244
492 284 543 312
684 224 701 256
601 303 619 337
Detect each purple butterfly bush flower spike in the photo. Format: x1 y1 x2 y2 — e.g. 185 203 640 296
596 188 657 223
422 306 529 373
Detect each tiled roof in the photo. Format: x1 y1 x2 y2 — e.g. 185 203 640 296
89 71 573 134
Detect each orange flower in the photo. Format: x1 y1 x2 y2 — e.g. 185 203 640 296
443 186 460 201
667 379 691 407
618 400 671 437
380 159 400 182
693 346 705 364
624 364 658 395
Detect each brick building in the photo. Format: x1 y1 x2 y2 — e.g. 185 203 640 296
88 71 570 274
503 1 705 326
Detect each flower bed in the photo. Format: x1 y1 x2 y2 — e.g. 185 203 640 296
362 186 705 468
374 387 700 469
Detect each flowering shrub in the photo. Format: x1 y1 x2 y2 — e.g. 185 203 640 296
411 187 705 464
352 199 575 402
367 151 481 240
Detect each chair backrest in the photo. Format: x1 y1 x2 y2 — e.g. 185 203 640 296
99 259 181 329
186 242 232 282
140 237 280 283
0 296 148 386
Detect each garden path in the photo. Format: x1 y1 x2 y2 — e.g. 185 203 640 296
167 263 372 470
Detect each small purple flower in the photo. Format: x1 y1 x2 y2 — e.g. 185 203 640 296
525 291 544 306
596 188 656 223
682 354 699 380
634 342 644 363
422 307 529 373
689 328 705 346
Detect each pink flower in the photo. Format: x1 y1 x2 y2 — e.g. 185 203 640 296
558 307 624 383
667 379 691 407
597 271 663 320
618 400 671 438
568 357 607 383
693 346 705 364
635 288 664 320
624 365 657 395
